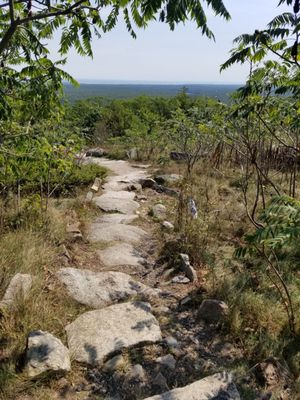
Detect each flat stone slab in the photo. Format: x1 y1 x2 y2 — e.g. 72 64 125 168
66 302 162 365
97 243 144 267
57 268 157 308
88 223 147 244
95 214 138 225
143 372 240 400
93 193 139 214
25 330 70 377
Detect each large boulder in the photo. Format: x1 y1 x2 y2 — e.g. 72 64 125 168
143 372 240 400
57 268 158 308
66 302 162 365
25 331 71 377
198 299 229 323
0 273 32 309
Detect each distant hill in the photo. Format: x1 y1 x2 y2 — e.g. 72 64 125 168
63 83 241 103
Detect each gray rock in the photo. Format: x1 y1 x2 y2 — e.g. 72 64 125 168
93 191 139 214
164 336 179 348
88 223 147 244
0 273 32 308
103 354 125 373
153 372 169 391
86 148 106 157
97 243 145 268
25 330 71 377
57 268 158 309
155 174 183 185
161 221 174 231
179 253 198 282
126 364 146 382
198 299 229 323
156 354 176 370
140 178 156 189
171 276 190 284
66 302 162 365
151 204 166 220
143 372 240 400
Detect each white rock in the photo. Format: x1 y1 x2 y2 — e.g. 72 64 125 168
151 204 166 220
93 191 139 214
88 223 147 244
161 221 174 231
66 302 162 365
97 243 145 268
0 273 32 308
25 330 71 377
57 268 158 308
143 372 240 400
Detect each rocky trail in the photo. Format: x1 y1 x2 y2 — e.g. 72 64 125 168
2 156 244 399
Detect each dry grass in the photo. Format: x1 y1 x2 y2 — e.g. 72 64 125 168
0 205 88 400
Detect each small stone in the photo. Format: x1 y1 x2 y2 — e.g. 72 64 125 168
140 178 156 189
103 355 125 373
0 273 32 309
91 178 102 192
180 296 192 306
151 204 167 220
126 364 146 382
153 372 169 391
85 191 94 202
156 354 176 370
172 276 190 284
198 299 229 323
161 221 174 231
179 254 198 282
164 336 179 348
25 330 71 377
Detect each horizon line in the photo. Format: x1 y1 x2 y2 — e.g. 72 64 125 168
70 79 244 86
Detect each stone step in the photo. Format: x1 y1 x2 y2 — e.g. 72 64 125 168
66 301 162 366
88 223 147 244
57 268 158 309
97 242 145 268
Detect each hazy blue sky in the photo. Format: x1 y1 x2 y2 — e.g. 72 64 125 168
49 0 290 84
